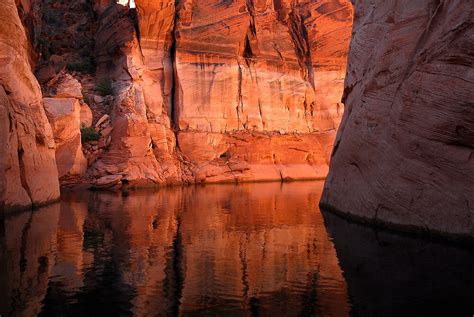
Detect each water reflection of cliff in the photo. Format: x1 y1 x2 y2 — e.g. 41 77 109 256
0 182 350 316
322 211 474 317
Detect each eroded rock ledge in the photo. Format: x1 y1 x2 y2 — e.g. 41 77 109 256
321 0 474 239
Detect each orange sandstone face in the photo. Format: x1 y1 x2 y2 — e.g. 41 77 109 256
134 0 353 134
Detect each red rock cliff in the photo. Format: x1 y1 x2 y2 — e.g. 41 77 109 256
0 0 60 212
1 0 352 206
321 0 474 239
89 0 353 186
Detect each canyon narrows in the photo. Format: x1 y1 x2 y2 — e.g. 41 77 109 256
1 0 353 212
1 1 474 315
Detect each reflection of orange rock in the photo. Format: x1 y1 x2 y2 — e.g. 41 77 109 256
1 182 349 315
177 182 349 316
53 200 89 291
0 204 60 316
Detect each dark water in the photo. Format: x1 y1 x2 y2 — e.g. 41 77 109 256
0 182 472 316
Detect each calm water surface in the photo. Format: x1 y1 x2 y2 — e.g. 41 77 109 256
0 182 472 316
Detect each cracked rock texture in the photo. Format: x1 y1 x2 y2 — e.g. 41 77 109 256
321 0 474 238
0 0 60 212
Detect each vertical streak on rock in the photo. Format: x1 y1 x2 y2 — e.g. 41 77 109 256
237 61 243 129
170 1 178 128
288 6 315 90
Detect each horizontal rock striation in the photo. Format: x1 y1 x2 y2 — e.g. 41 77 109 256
0 0 60 212
321 0 474 239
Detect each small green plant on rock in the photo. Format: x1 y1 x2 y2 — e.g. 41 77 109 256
95 78 114 96
83 93 91 106
80 127 100 144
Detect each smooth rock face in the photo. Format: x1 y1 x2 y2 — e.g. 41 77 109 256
55 74 83 99
321 0 474 238
80 103 93 128
43 98 88 179
0 0 60 212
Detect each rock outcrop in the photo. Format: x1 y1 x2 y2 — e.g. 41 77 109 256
0 0 60 212
43 98 88 179
321 0 474 239
87 0 353 186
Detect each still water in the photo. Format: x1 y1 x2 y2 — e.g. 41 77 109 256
0 182 472 316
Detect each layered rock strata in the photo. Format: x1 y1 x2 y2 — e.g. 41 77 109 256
321 0 474 239
0 0 60 212
87 0 353 187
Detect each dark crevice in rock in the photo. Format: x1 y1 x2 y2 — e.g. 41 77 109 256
170 1 179 129
288 8 315 89
237 62 244 129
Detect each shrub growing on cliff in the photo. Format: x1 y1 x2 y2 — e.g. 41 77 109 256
95 78 114 96
80 127 100 144
83 93 91 106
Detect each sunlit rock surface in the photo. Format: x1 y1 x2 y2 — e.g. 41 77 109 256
43 98 88 179
1 0 352 208
90 0 353 185
321 0 474 238
171 0 351 133
0 0 59 212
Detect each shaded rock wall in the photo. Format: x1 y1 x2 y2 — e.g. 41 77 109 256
321 0 474 238
0 0 60 212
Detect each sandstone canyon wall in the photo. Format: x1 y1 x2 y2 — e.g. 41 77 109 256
87 0 352 186
0 0 60 212
1 0 352 211
321 0 474 239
